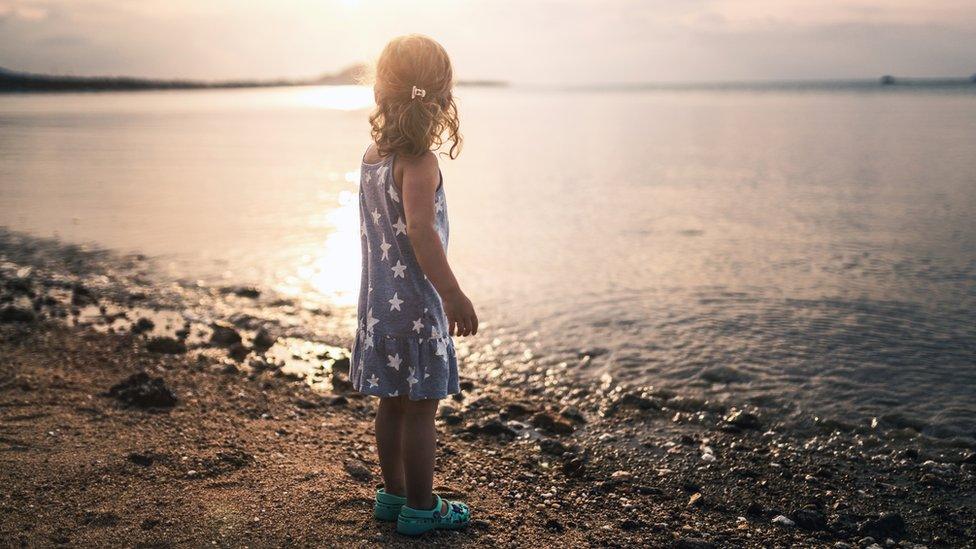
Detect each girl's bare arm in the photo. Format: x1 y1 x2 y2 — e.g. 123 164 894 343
399 153 478 336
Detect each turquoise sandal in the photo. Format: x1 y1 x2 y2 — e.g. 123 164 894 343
374 488 407 522
396 494 470 536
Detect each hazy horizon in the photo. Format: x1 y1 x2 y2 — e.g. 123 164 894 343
2 0 975 85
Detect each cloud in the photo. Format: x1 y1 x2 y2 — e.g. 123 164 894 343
0 1 49 21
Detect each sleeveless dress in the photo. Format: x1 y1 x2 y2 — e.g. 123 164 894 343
349 150 460 400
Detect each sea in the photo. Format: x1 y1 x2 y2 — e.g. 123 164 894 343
1 82 974 441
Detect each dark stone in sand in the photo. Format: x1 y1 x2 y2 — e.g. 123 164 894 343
331 356 350 375
440 410 463 425
343 460 372 482
544 518 565 533
724 409 762 430
5 277 34 296
620 518 643 531
466 419 517 440
223 286 261 298
0 306 35 323
745 502 766 518
227 343 250 362
127 452 156 466
132 317 154 334
463 395 497 412
330 370 353 392
562 456 587 478
530 412 575 434
792 509 828 531
103 372 177 409
252 328 276 351
70 283 95 306
615 392 662 413
145 337 187 354
209 322 242 347
960 452 976 465
459 379 475 392
538 438 568 456
328 395 348 406
294 397 322 409
501 401 534 418
897 448 920 460
559 405 586 423
858 513 906 540
675 538 716 549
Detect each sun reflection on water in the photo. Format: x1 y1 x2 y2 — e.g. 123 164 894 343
290 85 374 111
276 183 362 308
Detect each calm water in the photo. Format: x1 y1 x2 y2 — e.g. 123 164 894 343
1 85 975 440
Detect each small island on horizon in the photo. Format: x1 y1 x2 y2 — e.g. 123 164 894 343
0 64 509 93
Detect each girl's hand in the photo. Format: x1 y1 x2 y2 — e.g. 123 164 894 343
442 289 478 336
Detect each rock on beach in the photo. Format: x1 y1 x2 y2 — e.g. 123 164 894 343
103 372 178 409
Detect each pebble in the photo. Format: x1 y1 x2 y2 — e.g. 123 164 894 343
725 409 762 430
209 322 242 347
792 509 827 531
132 317 154 334
342 460 372 483
562 457 586 478
0 305 35 323
145 336 187 354
103 372 177 409
465 419 517 440
530 412 574 435
252 328 276 351
538 438 568 456
772 515 795 527
559 405 586 423
610 470 632 481
858 513 906 540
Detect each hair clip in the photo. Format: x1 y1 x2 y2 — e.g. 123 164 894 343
411 85 427 100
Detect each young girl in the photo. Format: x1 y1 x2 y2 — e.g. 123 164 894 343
348 35 478 536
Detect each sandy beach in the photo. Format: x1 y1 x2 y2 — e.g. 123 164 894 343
2 230 974 548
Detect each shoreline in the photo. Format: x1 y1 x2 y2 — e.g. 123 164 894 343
1 230 975 547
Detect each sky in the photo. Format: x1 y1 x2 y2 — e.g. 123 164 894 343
1 0 975 84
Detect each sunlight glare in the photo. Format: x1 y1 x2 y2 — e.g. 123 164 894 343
285 194 362 306
292 85 373 111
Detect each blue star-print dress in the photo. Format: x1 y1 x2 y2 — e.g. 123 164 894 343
349 150 460 400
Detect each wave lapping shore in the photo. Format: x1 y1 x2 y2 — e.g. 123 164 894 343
1 228 974 547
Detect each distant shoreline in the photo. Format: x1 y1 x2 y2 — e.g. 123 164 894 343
0 64 509 93
562 75 976 93
2 65 972 94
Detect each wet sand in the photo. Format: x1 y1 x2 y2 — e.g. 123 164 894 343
1 231 975 547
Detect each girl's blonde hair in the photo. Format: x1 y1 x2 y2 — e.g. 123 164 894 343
369 34 462 159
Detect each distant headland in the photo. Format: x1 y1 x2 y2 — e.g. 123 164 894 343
0 64 508 93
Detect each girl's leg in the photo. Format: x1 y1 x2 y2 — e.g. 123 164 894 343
375 396 406 496
401 398 441 510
